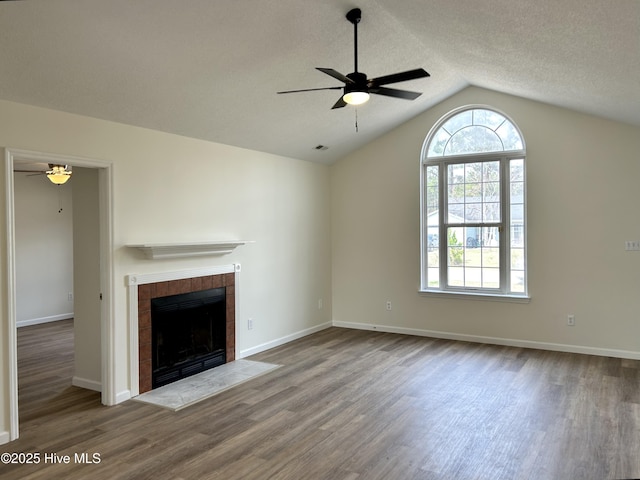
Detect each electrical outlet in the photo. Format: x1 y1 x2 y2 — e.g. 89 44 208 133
318 298 323 310
248 318 254 330
68 292 73 301
567 314 575 326
625 240 640 251
386 301 392 311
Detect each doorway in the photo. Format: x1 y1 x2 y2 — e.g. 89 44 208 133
3 148 114 442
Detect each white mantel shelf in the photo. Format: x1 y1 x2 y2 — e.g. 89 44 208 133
127 241 252 259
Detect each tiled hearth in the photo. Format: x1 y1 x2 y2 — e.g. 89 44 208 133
126 265 239 396
134 359 280 411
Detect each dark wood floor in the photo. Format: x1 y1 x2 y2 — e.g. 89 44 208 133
1 319 639 479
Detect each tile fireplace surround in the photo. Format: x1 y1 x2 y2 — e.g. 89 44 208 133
126 265 239 396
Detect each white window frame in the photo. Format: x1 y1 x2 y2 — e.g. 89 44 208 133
419 105 529 302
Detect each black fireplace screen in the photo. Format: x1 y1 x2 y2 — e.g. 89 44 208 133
151 287 226 388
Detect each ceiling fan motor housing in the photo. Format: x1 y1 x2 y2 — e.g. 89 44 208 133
345 72 368 94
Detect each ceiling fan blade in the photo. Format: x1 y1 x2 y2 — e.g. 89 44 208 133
369 68 430 87
369 86 422 100
316 68 355 84
331 96 347 109
277 86 343 94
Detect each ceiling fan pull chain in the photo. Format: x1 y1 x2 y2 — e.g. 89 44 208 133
355 107 359 133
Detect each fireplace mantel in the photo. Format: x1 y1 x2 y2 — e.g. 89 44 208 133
127 241 251 259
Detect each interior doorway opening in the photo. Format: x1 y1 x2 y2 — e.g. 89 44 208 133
3 148 114 443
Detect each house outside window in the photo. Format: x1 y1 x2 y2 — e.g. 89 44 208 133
420 106 527 299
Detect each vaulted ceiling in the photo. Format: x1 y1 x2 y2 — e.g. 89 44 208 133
0 0 638 164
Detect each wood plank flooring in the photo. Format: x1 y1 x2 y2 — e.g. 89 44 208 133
1 320 639 479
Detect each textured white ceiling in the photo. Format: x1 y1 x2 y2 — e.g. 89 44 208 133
0 0 638 164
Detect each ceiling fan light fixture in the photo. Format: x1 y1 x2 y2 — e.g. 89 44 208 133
343 90 370 106
46 165 72 185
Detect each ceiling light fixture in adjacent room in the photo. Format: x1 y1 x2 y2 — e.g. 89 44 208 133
46 164 72 185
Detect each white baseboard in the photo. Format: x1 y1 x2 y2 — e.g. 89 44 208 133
17 313 73 328
333 321 640 360
239 322 332 358
0 430 10 446
72 376 102 392
115 390 131 404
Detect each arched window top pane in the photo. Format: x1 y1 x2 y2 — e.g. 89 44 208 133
447 126 503 155
426 107 524 158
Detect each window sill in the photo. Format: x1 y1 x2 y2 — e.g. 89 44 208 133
419 289 530 304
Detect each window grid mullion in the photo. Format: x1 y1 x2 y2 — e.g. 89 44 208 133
500 157 509 294
439 161 447 289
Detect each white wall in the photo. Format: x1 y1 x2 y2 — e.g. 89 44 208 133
13 172 74 326
332 86 640 357
0 98 332 441
72 167 102 391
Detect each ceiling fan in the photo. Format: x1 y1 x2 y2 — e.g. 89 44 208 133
14 164 72 185
277 8 430 109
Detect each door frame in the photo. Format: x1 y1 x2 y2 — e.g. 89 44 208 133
3 148 115 442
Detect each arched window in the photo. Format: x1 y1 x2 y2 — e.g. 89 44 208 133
421 106 527 298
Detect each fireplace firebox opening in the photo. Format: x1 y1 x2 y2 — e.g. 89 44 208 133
151 287 226 388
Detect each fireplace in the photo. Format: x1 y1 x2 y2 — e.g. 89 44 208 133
135 269 236 394
151 287 227 388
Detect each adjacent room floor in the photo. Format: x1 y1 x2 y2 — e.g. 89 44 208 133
3 319 639 479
